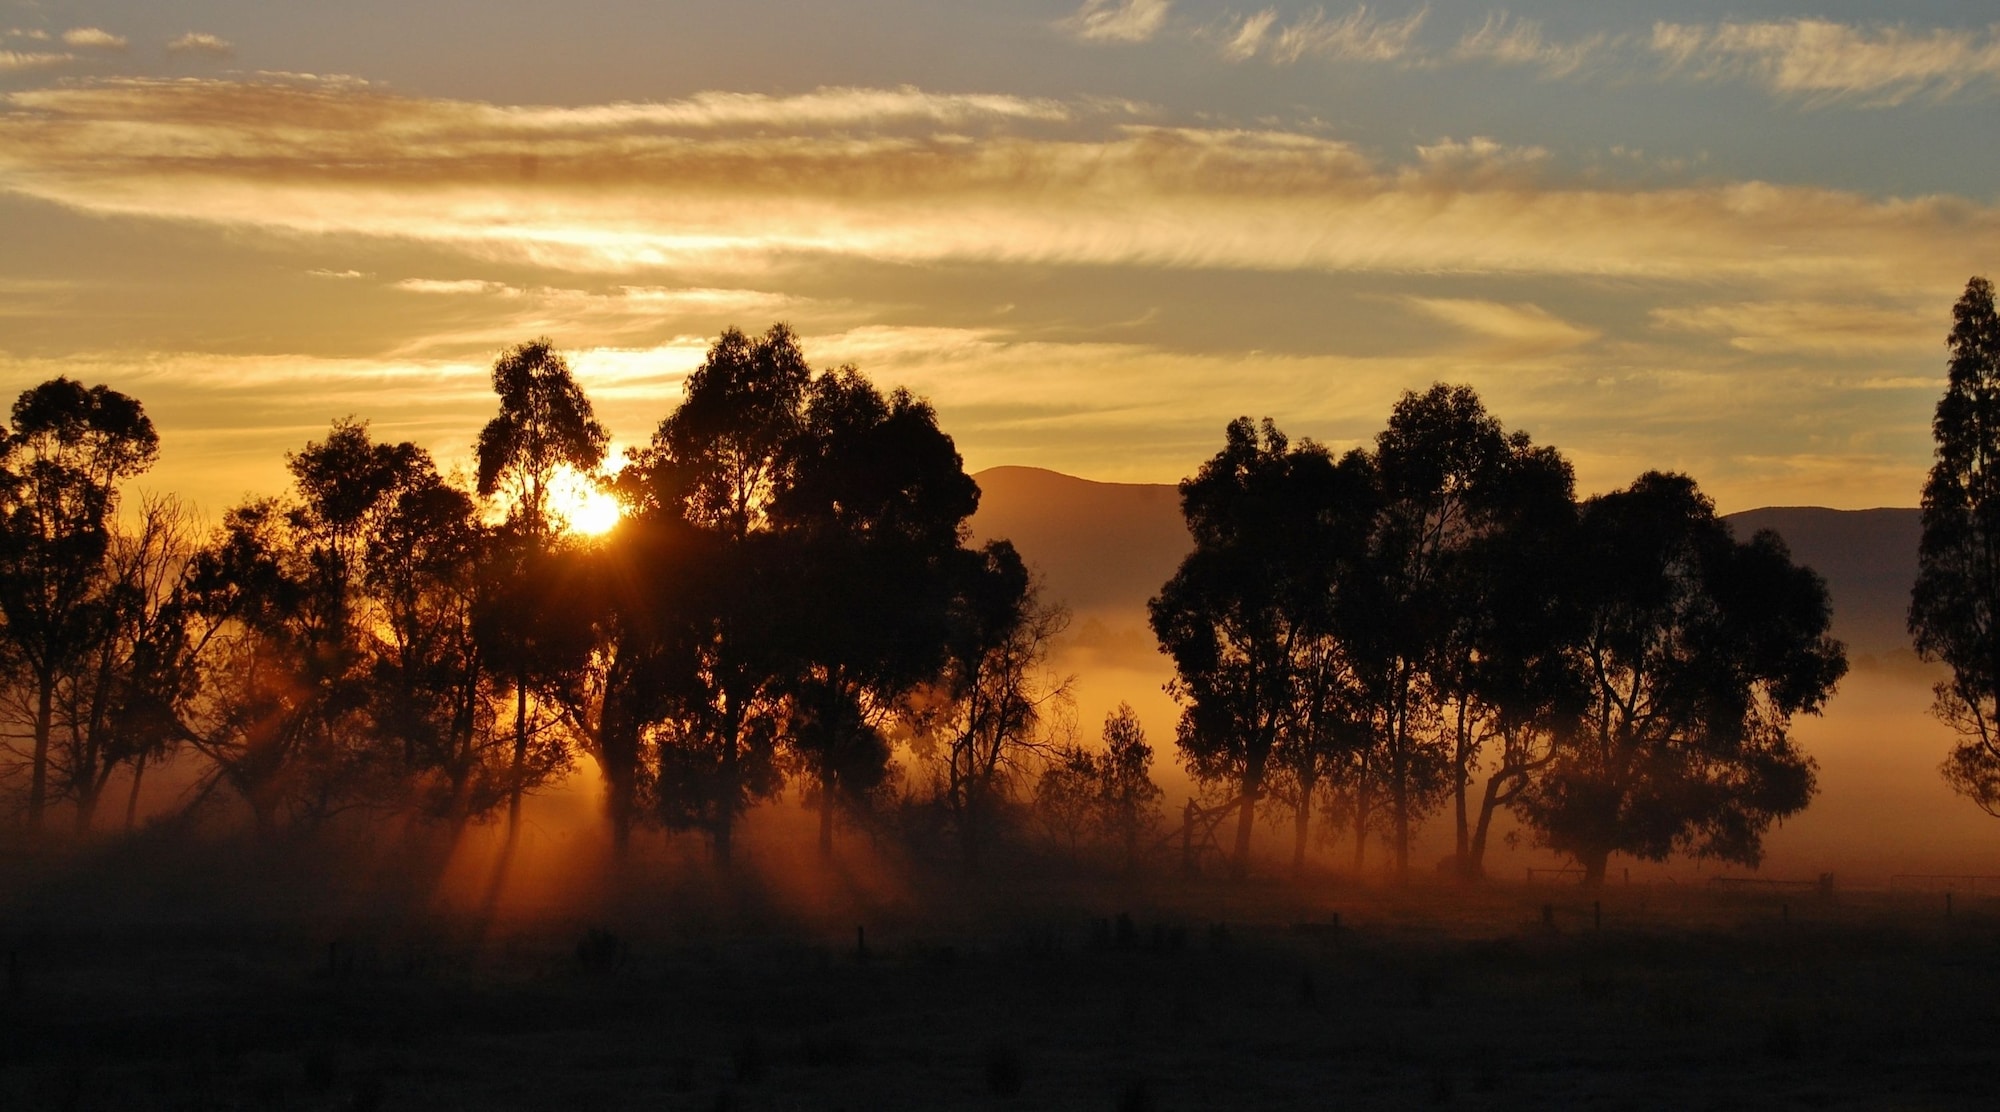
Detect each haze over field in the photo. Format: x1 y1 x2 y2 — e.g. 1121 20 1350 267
3 2 1998 885
970 466 1997 884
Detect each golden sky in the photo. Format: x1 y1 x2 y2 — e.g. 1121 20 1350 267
5 1 1999 515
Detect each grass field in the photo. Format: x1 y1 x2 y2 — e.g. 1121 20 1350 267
2 836 1996 1112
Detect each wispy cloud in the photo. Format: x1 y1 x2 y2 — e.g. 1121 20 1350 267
0 77 1991 292
0 50 70 72
1651 19 2000 106
167 32 234 57
1225 4 1428 65
1059 0 1172 44
1206 9 2000 106
61 27 126 51
1407 296 1597 358
1452 11 1615 79
1650 299 1940 355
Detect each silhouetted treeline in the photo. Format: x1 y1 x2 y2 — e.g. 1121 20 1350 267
0 331 1848 885
1151 387 1848 885
0 327 1118 871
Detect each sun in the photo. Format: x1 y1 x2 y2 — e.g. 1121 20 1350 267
548 464 622 536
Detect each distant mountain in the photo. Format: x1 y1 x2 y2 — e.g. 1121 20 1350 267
967 466 1188 616
968 466 1923 660
1725 507 1921 660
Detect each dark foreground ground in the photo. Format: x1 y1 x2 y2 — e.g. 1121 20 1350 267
1 845 1996 1111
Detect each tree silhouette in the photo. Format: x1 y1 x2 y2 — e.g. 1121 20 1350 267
624 324 809 864
769 369 982 858
1453 446 1588 879
51 494 198 831
1911 276 2000 814
1518 472 1845 885
1150 417 1372 878
1096 702 1163 872
474 339 607 840
908 540 1069 870
0 377 158 830
1343 384 1516 878
362 454 511 831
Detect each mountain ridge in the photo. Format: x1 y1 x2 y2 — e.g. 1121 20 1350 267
967 466 1923 660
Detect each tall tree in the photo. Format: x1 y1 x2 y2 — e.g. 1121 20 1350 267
1517 472 1846 885
474 339 608 839
362 456 514 831
1911 276 2000 813
51 494 198 832
1151 418 1373 878
1095 702 1164 873
0 377 158 830
770 368 982 859
907 540 1069 870
625 324 809 864
1342 383 1514 878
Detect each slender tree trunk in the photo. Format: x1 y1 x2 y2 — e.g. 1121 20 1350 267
1352 775 1372 873
818 773 836 862
714 694 739 868
1296 800 1312 876
1391 688 1411 879
1292 775 1313 876
507 674 528 842
1453 697 1471 880
124 751 148 831
75 778 99 835
1580 847 1610 888
1467 769 1509 881
1231 760 1263 879
29 678 53 832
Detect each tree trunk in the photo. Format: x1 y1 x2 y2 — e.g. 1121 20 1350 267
124 752 148 832
1452 696 1471 880
28 678 52 832
1467 769 1509 881
818 778 836 861
1580 847 1611 888
75 777 99 835
1291 786 1311 876
1352 779 1371 873
506 674 528 842
1391 682 1411 879
1231 763 1263 879
714 695 739 868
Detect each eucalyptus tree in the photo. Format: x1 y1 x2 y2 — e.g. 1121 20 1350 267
769 368 983 859
1910 277 2000 814
474 339 608 838
905 539 1067 870
623 324 809 864
362 456 515 831
172 422 434 834
1341 383 1515 878
1453 444 1588 879
1517 472 1846 885
1150 418 1373 878
1095 702 1164 872
0 377 158 830
52 494 199 831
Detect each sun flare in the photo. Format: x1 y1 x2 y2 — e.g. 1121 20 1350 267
549 464 622 536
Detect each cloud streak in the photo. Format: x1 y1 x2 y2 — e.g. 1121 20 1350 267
166 32 233 57
1060 0 1172 44
1224 4 1427 65
1203 8 2000 106
0 77 1990 296
1650 19 2000 107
